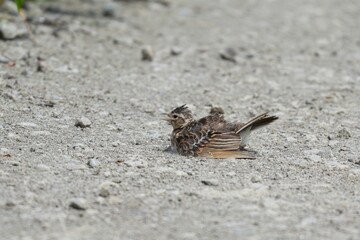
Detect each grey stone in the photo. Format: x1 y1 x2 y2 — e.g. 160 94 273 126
98 181 117 197
141 46 154 61
305 134 318 142
99 188 110 198
0 148 9 154
170 46 183 56
111 141 121 147
251 175 262 183
35 164 51 171
286 136 297 142
87 159 101 168
69 198 88 210
0 22 27 40
201 179 219 186
102 3 116 17
220 48 237 63
175 170 188 176
75 117 92 128
2 1 18 14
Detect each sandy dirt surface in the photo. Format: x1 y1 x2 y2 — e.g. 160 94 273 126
1 0 360 239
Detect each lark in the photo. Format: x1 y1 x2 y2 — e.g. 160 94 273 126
163 105 278 159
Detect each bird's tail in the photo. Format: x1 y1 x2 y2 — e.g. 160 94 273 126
236 113 278 147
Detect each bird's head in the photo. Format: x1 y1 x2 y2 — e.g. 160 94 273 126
163 104 193 129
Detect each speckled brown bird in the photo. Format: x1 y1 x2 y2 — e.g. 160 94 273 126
163 105 278 159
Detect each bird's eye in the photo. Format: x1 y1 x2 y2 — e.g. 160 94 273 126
173 115 178 119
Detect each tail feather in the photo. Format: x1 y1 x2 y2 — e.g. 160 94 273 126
236 113 278 134
236 113 278 147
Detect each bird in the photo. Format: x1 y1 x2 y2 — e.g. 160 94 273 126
163 105 278 159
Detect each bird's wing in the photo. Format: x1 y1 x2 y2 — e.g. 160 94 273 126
193 131 255 159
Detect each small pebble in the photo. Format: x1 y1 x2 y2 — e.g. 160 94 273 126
0 148 9 154
175 170 188 176
220 48 237 63
0 22 27 40
251 175 262 183
36 164 50 171
87 159 101 168
5 201 16 208
170 46 183 56
102 3 116 17
201 179 219 186
99 188 110 198
75 117 92 128
69 198 88 210
111 141 121 147
286 136 297 142
98 181 117 197
141 46 154 61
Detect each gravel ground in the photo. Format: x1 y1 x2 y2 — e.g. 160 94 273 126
1 0 360 239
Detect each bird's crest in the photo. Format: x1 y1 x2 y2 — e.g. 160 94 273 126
171 104 192 118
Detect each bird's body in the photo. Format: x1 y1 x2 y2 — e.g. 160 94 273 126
164 105 278 159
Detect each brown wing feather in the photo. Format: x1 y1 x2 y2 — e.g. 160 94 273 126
194 132 254 159
201 133 241 150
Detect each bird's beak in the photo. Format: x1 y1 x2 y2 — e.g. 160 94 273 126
161 113 172 122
